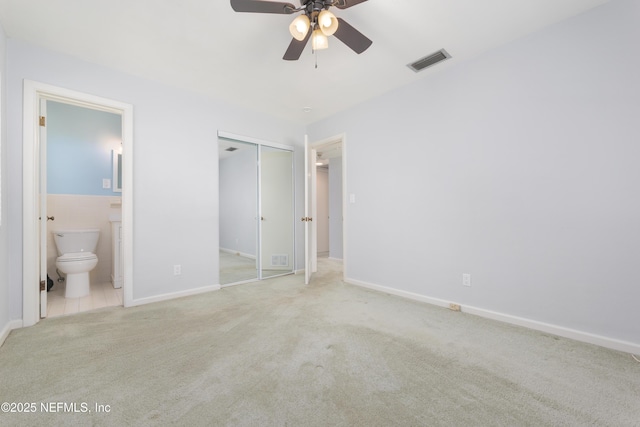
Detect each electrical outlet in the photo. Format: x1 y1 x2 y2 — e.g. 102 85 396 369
463 273 471 287
173 265 181 276
449 303 461 312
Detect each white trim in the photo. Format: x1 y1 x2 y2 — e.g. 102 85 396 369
220 247 256 260
217 130 294 152
221 279 257 288
128 284 221 307
0 320 23 348
346 277 452 308
345 277 640 355
22 80 134 327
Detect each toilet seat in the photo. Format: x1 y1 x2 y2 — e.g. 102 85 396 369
57 252 97 262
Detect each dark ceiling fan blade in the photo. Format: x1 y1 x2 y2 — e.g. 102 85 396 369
283 31 311 60
333 0 368 10
333 18 372 54
230 0 297 14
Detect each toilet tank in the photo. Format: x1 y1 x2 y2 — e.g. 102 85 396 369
53 229 100 255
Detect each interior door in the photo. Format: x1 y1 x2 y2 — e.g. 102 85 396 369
39 99 48 318
304 136 318 284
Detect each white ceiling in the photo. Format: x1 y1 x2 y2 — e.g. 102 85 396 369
0 0 612 124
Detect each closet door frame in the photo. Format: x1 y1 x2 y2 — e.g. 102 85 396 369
217 130 295 283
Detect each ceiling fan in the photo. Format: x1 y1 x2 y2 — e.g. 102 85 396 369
230 0 372 61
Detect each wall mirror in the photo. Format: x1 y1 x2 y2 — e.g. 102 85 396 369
218 132 294 286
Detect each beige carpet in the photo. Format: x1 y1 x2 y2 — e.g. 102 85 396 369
1 258 639 426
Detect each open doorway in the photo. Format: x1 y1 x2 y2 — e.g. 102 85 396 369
315 140 343 261
308 134 346 283
44 100 124 317
22 81 134 327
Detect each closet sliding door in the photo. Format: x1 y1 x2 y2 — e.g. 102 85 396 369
218 132 294 286
218 139 259 285
260 146 294 279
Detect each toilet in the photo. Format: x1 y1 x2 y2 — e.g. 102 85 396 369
53 229 100 299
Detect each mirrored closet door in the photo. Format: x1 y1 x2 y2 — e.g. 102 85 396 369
260 146 294 279
218 133 294 286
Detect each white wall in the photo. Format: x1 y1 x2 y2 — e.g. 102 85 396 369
6 40 305 318
0 21 10 342
328 157 343 260
308 0 640 347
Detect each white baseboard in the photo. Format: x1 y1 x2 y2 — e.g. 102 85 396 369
129 284 221 307
345 277 640 355
220 247 256 260
0 320 24 348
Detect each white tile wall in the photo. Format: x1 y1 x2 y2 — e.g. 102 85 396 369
47 194 122 285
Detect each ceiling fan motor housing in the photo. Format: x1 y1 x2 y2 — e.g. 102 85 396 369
230 0 372 60
306 1 332 12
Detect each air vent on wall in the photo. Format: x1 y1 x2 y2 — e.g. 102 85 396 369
225 147 238 152
408 49 451 72
271 254 288 267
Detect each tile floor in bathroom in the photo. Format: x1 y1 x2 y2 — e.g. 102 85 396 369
46 280 123 318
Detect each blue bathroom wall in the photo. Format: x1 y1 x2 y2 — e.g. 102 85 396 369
47 101 122 195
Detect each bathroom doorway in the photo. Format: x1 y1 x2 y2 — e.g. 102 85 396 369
44 100 124 317
22 81 134 327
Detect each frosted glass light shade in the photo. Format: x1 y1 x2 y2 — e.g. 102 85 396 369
289 15 310 41
318 10 339 36
312 29 328 50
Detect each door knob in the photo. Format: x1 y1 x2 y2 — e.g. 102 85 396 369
47 216 55 221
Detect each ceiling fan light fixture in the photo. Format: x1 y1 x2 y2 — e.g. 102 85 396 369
311 28 329 50
318 10 339 36
289 15 310 41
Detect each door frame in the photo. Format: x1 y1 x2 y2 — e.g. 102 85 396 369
308 133 347 282
22 80 134 327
